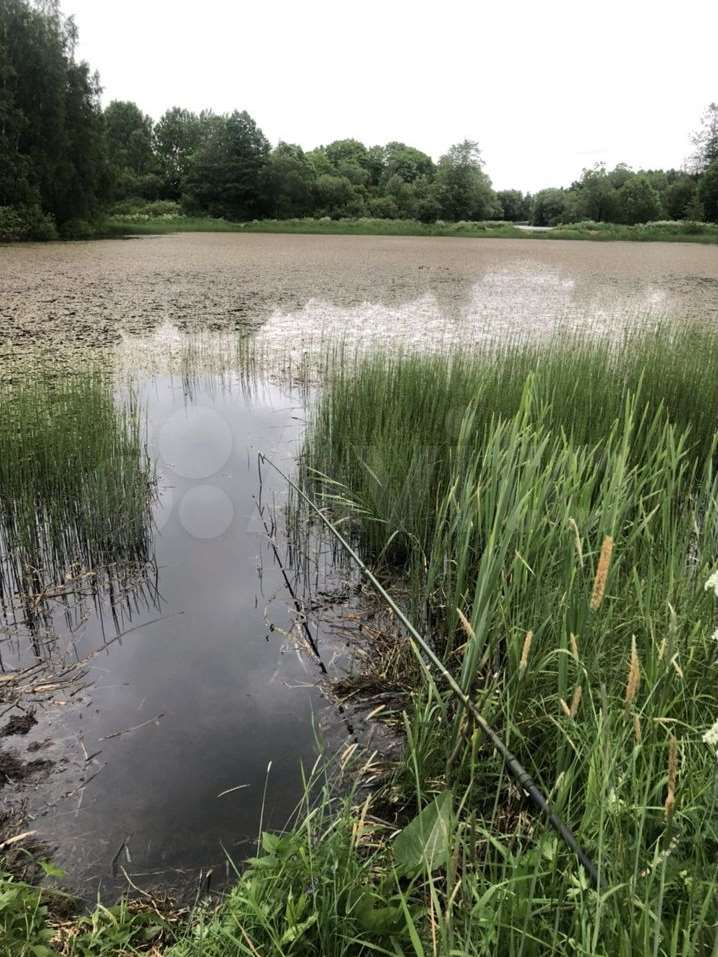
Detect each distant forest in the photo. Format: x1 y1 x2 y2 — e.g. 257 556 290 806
1 0 717 239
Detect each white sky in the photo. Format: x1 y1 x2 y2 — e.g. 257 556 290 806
67 0 717 193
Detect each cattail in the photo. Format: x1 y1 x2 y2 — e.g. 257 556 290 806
633 714 642 744
624 636 641 709
569 633 579 661
519 630 533 675
590 535 614 610
569 684 582 718
560 698 572 718
664 735 678 820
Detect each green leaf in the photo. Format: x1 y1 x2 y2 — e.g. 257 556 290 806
261 831 281 853
358 904 404 935
394 790 454 875
39 861 64 879
30 946 55 957
279 912 317 946
352 888 404 935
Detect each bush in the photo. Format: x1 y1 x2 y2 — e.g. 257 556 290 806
415 197 441 223
111 198 182 219
367 195 400 219
59 218 94 240
0 206 58 242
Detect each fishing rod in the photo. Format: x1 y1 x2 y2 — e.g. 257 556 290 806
258 452 603 891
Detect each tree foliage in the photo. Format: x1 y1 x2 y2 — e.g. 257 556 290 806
182 110 270 220
692 102 718 172
435 140 498 220
1 1 716 236
0 0 108 234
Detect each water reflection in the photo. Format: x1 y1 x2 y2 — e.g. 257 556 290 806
2 235 717 364
7 371 326 899
0 373 157 664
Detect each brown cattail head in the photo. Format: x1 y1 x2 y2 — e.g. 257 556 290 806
561 686 582 720
590 535 614 610
664 734 678 820
624 636 641 709
570 633 579 661
519 630 533 675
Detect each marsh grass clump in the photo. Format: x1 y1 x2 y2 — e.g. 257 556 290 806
296 317 718 952
304 319 717 567
0 372 155 623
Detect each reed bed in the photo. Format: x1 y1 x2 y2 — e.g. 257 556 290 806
292 318 718 953
0 372 155 625
3 319 717 955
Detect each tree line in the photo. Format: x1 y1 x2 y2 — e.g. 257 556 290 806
1 0 717 240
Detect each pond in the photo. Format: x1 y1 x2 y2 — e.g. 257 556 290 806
1 232 717 898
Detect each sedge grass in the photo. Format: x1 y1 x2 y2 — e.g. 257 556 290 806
295 316 718 953
0 371 155 623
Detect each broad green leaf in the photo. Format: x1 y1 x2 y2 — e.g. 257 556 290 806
394 790 453 874
261 831 281 853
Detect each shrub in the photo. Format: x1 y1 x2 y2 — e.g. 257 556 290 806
111 198 182 219
0 206 58 242
59 218 94 240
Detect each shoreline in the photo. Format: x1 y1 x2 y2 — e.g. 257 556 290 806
103 215 718 245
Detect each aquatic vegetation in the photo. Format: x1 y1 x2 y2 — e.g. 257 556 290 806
2 316 717 954
295 317 718 951
0 371 155 629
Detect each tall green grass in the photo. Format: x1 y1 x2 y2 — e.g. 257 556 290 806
0 372 155 621
297 319 718 953
304 321 717 567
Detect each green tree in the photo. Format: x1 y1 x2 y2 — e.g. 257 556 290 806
692 102 718 172
434 140 497 220
381 142 434 185
104 100 159 199
183 110 270 219
0 0 108 229
315 174 355 217
367 194 399 218
616 174 662 224
698 158 718 222
496 189 530 221
265 142 317 218
663 175 699 220
531 188 569 226
154 107 201 198
570 165 620 222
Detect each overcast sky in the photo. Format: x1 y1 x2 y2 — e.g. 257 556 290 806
67 0 717 193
